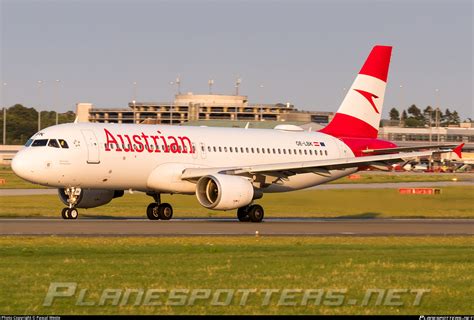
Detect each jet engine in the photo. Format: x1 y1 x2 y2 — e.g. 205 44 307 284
58 189 124 208
196 174 254 210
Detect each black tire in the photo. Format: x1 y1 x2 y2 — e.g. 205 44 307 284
69 208 78 220
237 207 250 222
61 208 69 219
248 204 264 223
147 203 160 220
158 203 173 220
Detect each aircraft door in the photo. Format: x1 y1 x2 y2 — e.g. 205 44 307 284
81 129 100 164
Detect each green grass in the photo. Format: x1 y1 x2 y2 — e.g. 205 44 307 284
0 166 48 189
0 236 472 315
1 186 473 218
1 165 470 189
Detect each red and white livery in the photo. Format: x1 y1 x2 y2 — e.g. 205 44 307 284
12 45 463 222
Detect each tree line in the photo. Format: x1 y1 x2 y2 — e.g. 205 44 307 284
388 105 462 128
0 104 76 145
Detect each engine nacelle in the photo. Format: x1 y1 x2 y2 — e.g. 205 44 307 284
196 174 254 210
58 189 124 208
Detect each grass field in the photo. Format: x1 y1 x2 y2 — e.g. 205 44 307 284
0 236 472 315
0 166 470 189
1 186 473 219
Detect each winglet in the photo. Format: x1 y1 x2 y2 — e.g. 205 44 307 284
453 143 464 158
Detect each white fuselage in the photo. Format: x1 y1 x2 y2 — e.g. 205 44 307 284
13 123 357 193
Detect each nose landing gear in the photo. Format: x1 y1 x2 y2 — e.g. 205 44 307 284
61 187 81 220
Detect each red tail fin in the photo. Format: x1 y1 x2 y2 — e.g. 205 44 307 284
320 45 392 139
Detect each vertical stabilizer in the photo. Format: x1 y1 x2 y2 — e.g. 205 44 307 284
320 45 392 138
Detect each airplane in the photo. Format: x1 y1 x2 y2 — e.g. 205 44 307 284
11 45 463 222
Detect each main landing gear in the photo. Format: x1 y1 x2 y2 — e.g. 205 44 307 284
146 193 173 220
237 204 264 223
61 187 81 220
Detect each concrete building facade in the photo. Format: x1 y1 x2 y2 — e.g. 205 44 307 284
79 93 334 125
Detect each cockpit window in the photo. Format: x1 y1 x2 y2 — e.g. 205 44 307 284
48 139 60 148
31 139 48 147
58 139 69 149
25 139 34 147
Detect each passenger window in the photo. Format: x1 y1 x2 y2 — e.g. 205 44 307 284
25 139 34 147
262 148 265 154
320 150 323 156
208 146 211 152
267 148 271 153
224 147 227 152
283 149 286 154
309 150 312 155
299 150 302 155
48 139 60 148
219 147 222 152
240 147 244 153
246 147 249 153
201 145 205 152
325 150 328 156
278 149 281 154
251 148 254 153
32 139 48 147
304 150 307 155
272 148 276 154
230 147 233 152
235 147 238 153
213 146 217 152
256 148 260 153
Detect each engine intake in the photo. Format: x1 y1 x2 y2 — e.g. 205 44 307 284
58 189 124 208
196 174 254 210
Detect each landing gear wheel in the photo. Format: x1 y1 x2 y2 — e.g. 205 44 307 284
61 208 69 219
248 204 264 223
147 203 160 220
69 208 78 220
61 208 78 220
158 203 173 220
237 207 250 222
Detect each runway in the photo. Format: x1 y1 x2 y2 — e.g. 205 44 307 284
0 218 472 236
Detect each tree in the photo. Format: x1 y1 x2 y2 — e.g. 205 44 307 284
0 104 75 145
423 106 433 126
389 108 400 120
450 110 460 125
406 104 424 127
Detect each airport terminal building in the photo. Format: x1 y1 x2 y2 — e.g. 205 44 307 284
76 93 334 126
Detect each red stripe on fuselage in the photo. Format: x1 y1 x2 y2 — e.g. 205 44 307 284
319 113 379 139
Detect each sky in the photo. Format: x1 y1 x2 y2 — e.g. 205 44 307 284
0 0 472 120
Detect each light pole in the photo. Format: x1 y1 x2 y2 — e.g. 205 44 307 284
132 100 136 124
55 80 61 125
398 84 404 127
37 80 43 131
235 77 241 96
2 82 7 145
435 89 440 142
208 79 214 94
175 76 181 95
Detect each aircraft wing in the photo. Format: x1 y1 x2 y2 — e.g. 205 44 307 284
181 150 439 181
361 143 464 156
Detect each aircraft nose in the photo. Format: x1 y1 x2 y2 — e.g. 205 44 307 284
11 150 33 181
